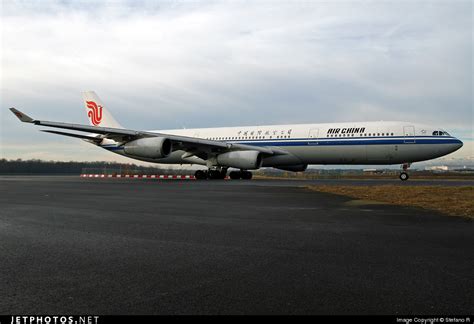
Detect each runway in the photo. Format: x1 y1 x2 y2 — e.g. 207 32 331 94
0 176 472 314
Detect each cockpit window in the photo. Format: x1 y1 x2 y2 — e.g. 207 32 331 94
433 130 451 136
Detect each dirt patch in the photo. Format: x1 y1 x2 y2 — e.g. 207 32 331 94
307 185 474 218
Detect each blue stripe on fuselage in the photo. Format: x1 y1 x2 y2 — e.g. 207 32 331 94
100 136 460 151
237 138 461 147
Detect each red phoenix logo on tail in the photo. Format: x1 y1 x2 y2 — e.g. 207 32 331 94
86 101 103 126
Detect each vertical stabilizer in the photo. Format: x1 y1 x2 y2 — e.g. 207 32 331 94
82 91 123 129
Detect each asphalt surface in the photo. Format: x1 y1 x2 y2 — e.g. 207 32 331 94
0 176 472 315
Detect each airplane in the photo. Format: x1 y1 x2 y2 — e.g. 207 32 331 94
10 91 463 181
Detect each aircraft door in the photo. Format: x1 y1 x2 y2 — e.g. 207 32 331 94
308 128 319 145
403 126 415 143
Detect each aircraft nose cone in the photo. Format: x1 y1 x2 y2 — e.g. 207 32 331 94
453 138 463 151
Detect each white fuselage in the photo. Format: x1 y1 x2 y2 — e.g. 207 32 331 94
100 121 463 168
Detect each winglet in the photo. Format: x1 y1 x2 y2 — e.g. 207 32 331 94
9 108 35 123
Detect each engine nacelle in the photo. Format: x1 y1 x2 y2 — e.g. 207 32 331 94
274 164 308 172
216 150 263 170
124 137 172 158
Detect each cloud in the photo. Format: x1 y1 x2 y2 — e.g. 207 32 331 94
1 0 472 161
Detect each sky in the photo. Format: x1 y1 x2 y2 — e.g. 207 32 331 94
1 0 472 166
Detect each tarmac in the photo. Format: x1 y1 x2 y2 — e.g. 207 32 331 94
0 176 473 314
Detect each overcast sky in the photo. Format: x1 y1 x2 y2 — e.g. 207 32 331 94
1 0 472 164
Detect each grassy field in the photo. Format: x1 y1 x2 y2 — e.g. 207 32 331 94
307 185 474 218
254 173 474 180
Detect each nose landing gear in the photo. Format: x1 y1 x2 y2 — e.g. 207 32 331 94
399 163 411 181
399 172 409 181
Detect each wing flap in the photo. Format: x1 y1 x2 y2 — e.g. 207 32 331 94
41 130 103 143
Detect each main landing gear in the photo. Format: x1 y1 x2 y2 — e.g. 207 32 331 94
194 169 253 180
399 163 411 181
194 169 227 180
229 170 252 180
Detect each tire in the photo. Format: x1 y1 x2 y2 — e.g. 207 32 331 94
229 171 241 180
209 170 226 180
209 170 219 179
195 170 207 180
399 172 409 181
241 171 253 180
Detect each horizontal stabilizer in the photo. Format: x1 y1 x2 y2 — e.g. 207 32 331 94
9 108 34 123
41 130 103 143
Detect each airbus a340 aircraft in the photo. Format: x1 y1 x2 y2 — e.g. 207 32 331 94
10 91 463 180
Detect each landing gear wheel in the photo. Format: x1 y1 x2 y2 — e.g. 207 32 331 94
195 170 207 180
208 170 223 180
229 171 241 180
241 171 253 180
399 172 409 181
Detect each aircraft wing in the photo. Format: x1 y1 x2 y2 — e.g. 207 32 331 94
10 108 286 157
40 130 103 143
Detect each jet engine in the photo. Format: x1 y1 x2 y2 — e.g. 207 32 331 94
275 164 308 172
216 150 263 170
124 137 172 158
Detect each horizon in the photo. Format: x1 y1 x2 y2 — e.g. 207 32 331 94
1 1 472 164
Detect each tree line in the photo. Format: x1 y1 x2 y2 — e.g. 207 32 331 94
0 159 174 175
